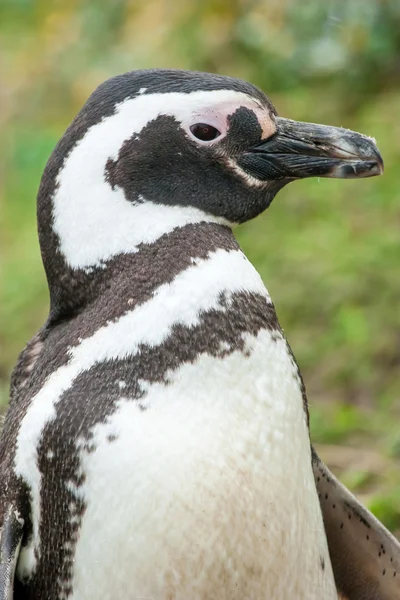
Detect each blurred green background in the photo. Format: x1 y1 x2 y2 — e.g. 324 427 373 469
1 0 399 531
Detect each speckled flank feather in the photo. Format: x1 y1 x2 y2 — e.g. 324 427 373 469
313 450 400 600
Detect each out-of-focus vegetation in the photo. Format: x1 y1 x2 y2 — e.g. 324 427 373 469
1 1 399 530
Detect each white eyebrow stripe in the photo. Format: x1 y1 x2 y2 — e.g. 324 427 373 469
52 90 261 269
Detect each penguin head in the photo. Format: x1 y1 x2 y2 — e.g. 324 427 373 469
101 73 383 227
37 69 383 314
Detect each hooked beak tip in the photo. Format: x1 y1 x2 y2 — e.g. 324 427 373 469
331 158 383 179
325 132 384 178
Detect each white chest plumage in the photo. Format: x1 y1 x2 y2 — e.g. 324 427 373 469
71 333 337 600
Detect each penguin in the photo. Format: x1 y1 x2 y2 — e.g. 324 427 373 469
0 69 398 600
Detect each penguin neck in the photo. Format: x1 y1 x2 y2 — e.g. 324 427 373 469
42 220 240 325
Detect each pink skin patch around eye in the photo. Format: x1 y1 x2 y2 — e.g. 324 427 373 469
184 97 277 145
252 105 278 140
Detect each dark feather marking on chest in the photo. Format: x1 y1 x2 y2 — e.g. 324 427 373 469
21 291 279 598
46 221 237 331
0 223 237 522
14 223 237 416
42 223 237 393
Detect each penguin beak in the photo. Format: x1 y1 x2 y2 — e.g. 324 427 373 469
239 117 384 181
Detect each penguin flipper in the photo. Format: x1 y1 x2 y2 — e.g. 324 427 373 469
0 506 24 600
312 447 400 600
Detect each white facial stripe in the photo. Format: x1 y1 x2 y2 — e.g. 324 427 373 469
14 247 270 577
225 158 269 188
53 89 261 270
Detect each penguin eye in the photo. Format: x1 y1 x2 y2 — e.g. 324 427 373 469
190 123 221 142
